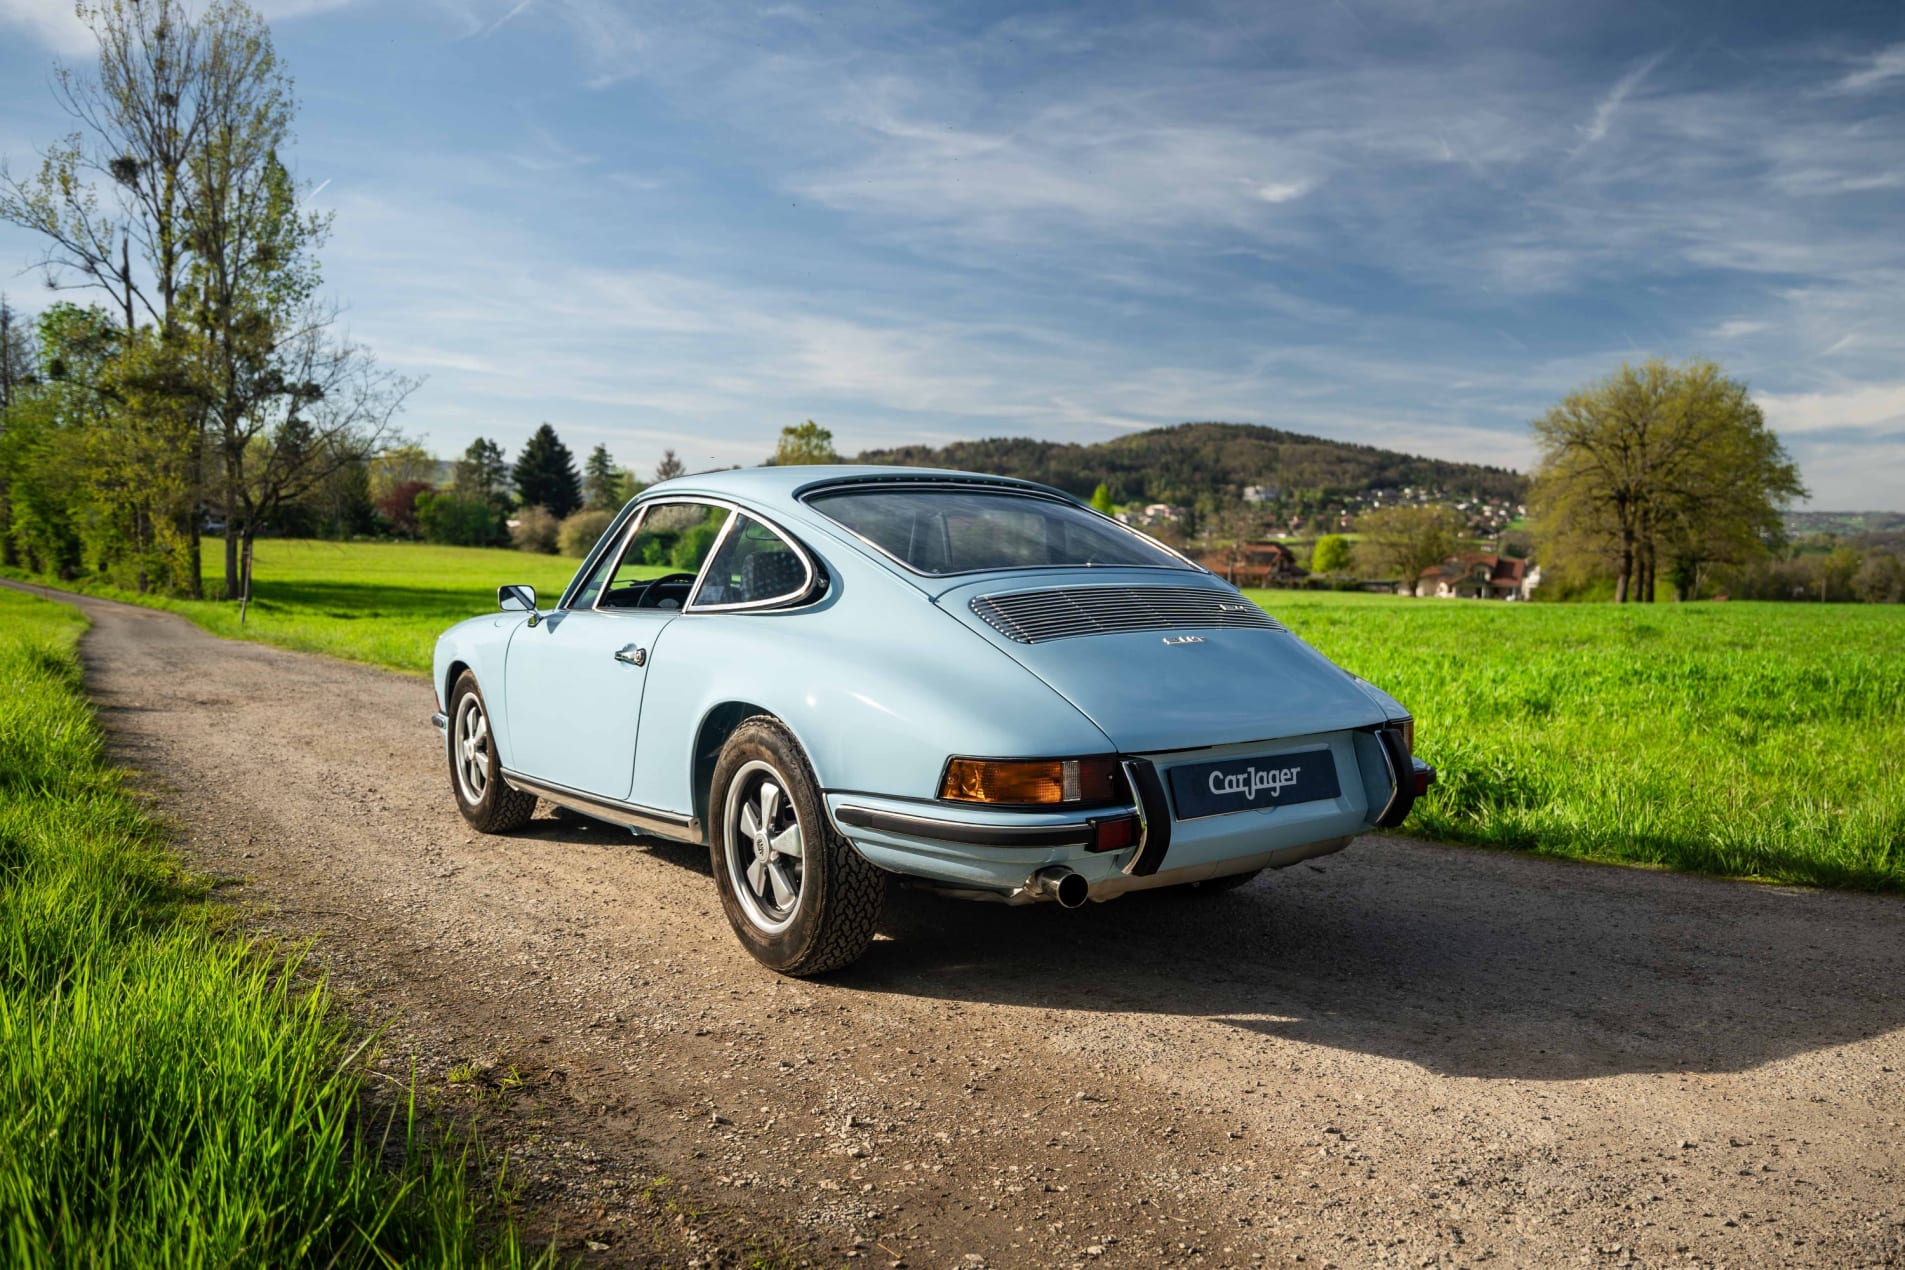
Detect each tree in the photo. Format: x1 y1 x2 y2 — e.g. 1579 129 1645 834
369 441 436 501
771 419 836 466
0 295 38 409
1089 483 1114 514
512 423 581 518
1311 534 1353 577
1358 504 1465 595
582 443 622 510
376 477 431 538
1530 360 1804 603
417 491 504 547
452 437 510 507
653 447 685 483
0 0 229 592
0 0 215 337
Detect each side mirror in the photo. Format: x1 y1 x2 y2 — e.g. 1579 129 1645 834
497 584 537 613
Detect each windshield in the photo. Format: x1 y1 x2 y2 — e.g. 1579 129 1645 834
807 487 1190 576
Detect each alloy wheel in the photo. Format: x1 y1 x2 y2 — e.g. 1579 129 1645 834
723 759 806 934
454 693 491 804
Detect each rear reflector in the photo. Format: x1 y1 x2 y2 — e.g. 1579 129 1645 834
1088 815 1140 853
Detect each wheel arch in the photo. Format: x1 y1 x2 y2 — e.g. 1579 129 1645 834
691 701 822 835
443 658 473 710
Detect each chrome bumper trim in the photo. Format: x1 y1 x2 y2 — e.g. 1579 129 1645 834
430 711 448 734
498 769 701 843
834 803 1099 848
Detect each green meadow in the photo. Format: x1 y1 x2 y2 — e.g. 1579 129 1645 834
7 538 1902 893
1246 589 1904 892
0 586 542 1265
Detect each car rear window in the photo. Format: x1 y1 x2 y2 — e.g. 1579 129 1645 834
807 487 1189 576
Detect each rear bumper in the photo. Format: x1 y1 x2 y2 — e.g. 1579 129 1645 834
828 723 1425 902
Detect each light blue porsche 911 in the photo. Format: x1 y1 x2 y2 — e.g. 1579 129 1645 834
432 467 1434 975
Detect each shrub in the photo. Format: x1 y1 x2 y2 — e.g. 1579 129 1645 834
557 507 616 558
416 493 506 548
510 505 560 554
672 522 721 570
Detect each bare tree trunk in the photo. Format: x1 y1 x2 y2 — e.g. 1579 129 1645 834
1615 536 1633 604
222 489 241 599
120 234 134 335
238 533 254 625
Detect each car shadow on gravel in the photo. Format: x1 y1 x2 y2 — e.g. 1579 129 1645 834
515 819 1905 1082
844 842 1905 1082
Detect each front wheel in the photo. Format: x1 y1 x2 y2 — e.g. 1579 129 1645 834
447 671 536 833
710 718 883 975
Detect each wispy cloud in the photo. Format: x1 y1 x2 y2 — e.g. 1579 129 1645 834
1572 51 1666 154
7 0 1905 507
1832 42 1905 94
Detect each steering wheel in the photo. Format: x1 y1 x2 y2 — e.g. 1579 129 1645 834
634 571 698 609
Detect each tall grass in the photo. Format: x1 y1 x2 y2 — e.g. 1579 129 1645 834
0 588 544 1267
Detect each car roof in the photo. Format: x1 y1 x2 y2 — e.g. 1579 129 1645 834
633 464 1076 509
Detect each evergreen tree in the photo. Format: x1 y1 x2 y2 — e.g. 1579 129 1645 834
452 437 510 507
583 443 621 510
654 448 686 483
512 423 582 517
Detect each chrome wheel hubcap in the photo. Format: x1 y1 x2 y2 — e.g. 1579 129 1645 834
454 694 490 804
723 760 805 934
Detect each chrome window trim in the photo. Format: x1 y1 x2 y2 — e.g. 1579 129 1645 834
556 501 644 610
590 498 732 616
798 482 1205 580
686 506 821 613
579 495 821 617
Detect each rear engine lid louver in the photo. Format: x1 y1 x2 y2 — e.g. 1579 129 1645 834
970 585 1284 644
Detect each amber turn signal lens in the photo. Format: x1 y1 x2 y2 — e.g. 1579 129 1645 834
1397 717 1415 757
940 757 1124 806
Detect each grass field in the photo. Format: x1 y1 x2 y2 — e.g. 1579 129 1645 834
1244 588 1904 891
0 587 542 1266
7 538 1902 894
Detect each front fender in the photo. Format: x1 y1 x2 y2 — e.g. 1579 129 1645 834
432 612 529 770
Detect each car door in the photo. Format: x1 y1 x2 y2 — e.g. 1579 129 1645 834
503 501 731 801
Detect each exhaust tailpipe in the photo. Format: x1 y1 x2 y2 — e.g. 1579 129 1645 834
1027 866 1089 909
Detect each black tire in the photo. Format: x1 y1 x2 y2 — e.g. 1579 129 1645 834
447 671 536 833
709 717 883 976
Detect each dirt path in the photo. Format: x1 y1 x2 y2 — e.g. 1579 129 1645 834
12 580 1904 1268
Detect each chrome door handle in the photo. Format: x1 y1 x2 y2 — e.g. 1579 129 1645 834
614 645 647 667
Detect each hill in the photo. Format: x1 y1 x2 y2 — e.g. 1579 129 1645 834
853 422 1527 507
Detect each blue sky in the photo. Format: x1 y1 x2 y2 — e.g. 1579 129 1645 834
3 0 1903 508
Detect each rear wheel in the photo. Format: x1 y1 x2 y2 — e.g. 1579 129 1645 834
447 671 536 833
710 718 883 975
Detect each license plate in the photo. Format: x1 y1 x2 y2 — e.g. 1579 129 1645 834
1167 748 1341 821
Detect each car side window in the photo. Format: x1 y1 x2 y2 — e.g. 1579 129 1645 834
565 509 638 609
598 501 730 611
692 514 812 609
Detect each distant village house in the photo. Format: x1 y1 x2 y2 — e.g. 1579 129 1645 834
1198 541 1309 588
1413 553 1541 600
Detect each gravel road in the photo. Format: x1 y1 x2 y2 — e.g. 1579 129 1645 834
13 581 1903 1268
